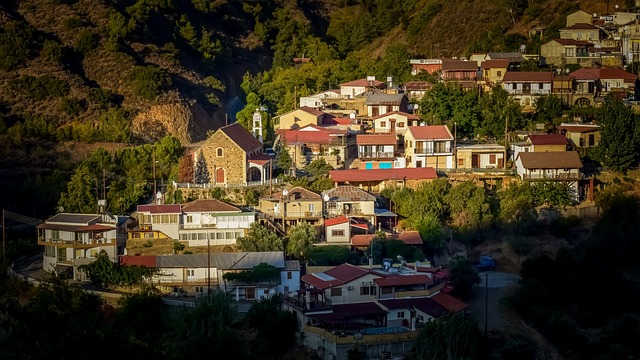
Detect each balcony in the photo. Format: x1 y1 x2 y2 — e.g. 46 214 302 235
283 295 332 313
523 172 582 180
359 151 396 160
413 147 452 155
506 89 551 95
38 237 116 248
262 209 323 218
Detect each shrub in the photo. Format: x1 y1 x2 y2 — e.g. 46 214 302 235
59 97 86 116
10 75 69 100
41 39 64 64
127 65 171 100
508 236 535 256
75 31 99 55
87 88 116 109
0 21 40 71
63 17 84 30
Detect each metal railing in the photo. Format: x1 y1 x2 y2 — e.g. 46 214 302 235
262 210 323 218
413 148 452 155
38 237 116 247
359 152 396 159
172 178 281 189
283 296 332 312
523 173 582 180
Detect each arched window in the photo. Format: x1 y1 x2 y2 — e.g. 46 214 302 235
216 148 223 157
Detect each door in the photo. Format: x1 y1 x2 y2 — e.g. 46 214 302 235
215 168 225 184
498 158 504 168
246 287 256 300
472 154 480 168
390 119 396 132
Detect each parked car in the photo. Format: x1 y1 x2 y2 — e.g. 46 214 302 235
474 256 496 271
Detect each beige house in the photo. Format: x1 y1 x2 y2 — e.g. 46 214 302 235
339 78 384 99
199 123 271 186
560 23 603 45
276 106 328 130
456 144 505 169
404 125 454 169
540 39 594 67
322 185 377 224
371 111 420 136
257 187 323 228
365 93 408 117
566 10 593 27
558 123 601 148
527 134 568 152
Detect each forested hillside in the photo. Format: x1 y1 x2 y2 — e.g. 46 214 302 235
0 0 617 216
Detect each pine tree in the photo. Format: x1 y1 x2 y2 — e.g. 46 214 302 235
194 151 210 184
597 95 639 173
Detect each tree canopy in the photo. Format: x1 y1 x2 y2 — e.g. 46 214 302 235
236 222 283 252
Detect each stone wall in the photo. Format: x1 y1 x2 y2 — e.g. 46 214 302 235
200 131 247 185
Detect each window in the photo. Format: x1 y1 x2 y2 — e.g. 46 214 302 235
397 311 405 318
381 287 393 295
497 70 502 77
217 148 223 157
538 83 544 90
360 286 370 295
588 134 595 147
44 246 56 257
565 48 575 57
380 121 386 127
51 230 60 240
397 122 405 128
331 287 342 297
186 215 193 223
264 289 270 295
287 272 292 280
308 203 315 212
332 229 345 237
489 154 496 164
458 159 464 166
187 269 195 276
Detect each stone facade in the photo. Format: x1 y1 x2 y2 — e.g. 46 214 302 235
200 131 247 186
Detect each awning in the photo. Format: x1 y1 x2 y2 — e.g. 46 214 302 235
374 208 396 217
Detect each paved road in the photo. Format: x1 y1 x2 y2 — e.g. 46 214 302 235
468 271 520 331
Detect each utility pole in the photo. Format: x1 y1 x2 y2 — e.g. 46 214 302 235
207 233 211 297
102 168 106 200
453 122 457 169
269 158 273 196
504 113 509 169
2 209 5 265
153 152 157 199
484 272 489 337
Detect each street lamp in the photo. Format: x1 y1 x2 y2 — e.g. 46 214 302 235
282 189 289 234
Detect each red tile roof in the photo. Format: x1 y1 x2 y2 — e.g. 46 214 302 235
374 274 431 287
441 60 478 71
431 292 468 313
481 59 510 69
325 216 349 226
407 125 453 140
551 38 594 46
329 168 438 183
339 78 384 87
372 111 420 120
120 255 157 267
282 127 331 145
398 231 423 245
137 204 182 214
267 186 321 201
322 117 352 125
298 106 326 117
403 81 433 91
570 68 637 82
558 124 600 133
219 123 263 153
517 151 583 169
528 134 568 145
350 234 375 246
502 71 554 82
302 263 371 289
181 199 240 213
356 134 397 145
561 23 599 30
248 153 272 165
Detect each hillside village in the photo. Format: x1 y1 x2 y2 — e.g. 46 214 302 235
6 6 640 360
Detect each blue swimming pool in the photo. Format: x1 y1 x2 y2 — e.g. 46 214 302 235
360 326 410 335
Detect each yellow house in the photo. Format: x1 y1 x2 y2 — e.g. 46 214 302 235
257 186 324 228
566 10 593 27
276 106 327 130
456 144 505 169
527 134 568 152
480 59 510 91
404 125 454 169
371 111 420 136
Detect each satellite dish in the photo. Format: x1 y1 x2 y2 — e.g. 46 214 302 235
415 261 421 267
420 122 426 126
282 189 289 197
349 113 356 119
323 194 330 202
58 206 64 213
156 191 163 199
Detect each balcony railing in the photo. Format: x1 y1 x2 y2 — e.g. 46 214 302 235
506 89 551 95
262 209 323 218
283 296 332 313
523 172 582 180
414 148 452 155
359 151 396 160
38 237 116 248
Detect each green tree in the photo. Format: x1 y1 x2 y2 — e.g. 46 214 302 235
236 223 283 252
193 151 210 184
534 95 564 126
375 43 412 82
307 245 351 265
415 213 446 254
596 95 639 173
0 20 40 72
413 314 481 360
448 255 481 299
58 165 98 213
478 86 524 138
236 92 263 131
498 182 537 235
286 222 316 258
277 147 293 172
445 181 493 238
75 30 99 55
245 296 298 359
127 65 171 101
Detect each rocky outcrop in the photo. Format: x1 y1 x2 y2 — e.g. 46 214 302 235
132 101 220 145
